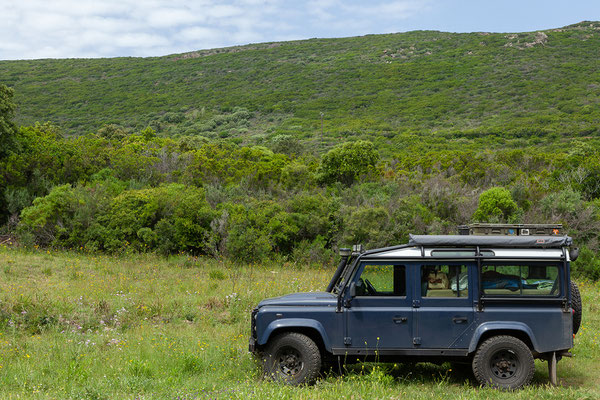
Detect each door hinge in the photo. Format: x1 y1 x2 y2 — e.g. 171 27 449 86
344 337 352 345
412 300 420 308
413 337 421 345
475 300 483 311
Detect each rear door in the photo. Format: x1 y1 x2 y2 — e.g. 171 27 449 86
345 262 413 350
477 261 572 352
416 262 476 349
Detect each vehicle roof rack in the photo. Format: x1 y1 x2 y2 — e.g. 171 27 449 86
458 223 563 236
408 234 572 248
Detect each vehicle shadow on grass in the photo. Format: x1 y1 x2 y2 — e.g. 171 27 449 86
324 361 476 386
530 360 587 390
326 360 585 389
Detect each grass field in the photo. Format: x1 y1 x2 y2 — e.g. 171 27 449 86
0 245 598 399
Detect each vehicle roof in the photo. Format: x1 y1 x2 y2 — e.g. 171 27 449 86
359 234 571 261
366 246 566 260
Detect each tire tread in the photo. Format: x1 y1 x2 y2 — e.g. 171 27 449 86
472 335 534 390
571 281 582 335
263 332 321 385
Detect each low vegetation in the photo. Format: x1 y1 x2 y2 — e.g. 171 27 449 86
0 246 599 399
1 25 600 282
1 121 600 281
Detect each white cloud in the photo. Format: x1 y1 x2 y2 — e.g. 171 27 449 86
205 4 244 19
180 26 221 42
147 8 203 28
0 0 431 59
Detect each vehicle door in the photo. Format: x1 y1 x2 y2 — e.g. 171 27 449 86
478 261 571 352
416 262 476 349
344 262 413 350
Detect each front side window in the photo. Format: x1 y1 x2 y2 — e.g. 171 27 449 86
481 264 560 296
421 265 469 298
355 264 406 296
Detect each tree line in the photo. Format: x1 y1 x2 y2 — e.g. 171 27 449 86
1 83 599 280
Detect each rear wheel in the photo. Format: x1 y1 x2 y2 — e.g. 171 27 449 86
263 332 321 385
571 281 582 335
472 335 534 390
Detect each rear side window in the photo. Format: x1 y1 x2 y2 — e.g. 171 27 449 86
421 265 469 298
481 264 560 296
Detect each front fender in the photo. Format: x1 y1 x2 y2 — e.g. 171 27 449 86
258 318 331 350
468 322 539 353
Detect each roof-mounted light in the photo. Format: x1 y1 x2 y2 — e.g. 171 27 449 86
352 244 364 254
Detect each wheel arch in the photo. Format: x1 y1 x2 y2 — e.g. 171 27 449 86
258 319 331 354
468 322 538 353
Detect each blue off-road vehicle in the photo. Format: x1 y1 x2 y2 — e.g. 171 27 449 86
249 227 582 390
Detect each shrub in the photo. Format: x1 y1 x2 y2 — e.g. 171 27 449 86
102 184 217 254
18 184 79 246
342 206 390 249
280 161 314 189
17 174 127 248
319 140 380 185
472 187 522 223
225 204 272 264
571 246 600 281
291 236 334 266
223 201 301 263
270 134 303 156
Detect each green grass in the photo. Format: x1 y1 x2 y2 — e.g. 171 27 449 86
0 245 599 399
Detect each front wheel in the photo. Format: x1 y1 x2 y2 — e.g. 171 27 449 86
263 332 321 385
472 335 535 390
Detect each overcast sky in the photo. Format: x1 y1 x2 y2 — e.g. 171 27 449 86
1 0 599 60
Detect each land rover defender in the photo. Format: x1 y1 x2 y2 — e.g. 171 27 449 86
249 228 581 390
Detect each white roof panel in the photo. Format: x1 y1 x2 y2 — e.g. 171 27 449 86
368 247 564 260
489 248 564 259
372 247 422 258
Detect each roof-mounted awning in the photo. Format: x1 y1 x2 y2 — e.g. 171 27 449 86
408 234 572 248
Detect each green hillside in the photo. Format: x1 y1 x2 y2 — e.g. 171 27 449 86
2 23 600 280
1 21 600 145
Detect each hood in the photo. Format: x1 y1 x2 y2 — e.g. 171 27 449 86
257 291 337 307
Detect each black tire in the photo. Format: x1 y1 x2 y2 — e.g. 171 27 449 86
472 335 535 390
263 332 321 385
571 281 582 335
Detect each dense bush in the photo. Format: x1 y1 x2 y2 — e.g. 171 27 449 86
2 26 600 281
1 89 600 280
18 182 217 254
318 140 379 185
4 126 599 281
102 184 217 254
472 187 523 223
571 246 600 281
0 83 17 159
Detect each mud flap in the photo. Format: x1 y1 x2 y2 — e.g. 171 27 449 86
548 352 557 386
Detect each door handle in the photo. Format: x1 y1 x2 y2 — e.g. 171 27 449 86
393 316 408 324
453 317 468 324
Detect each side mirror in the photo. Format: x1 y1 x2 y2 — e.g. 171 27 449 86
349 282 357 298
